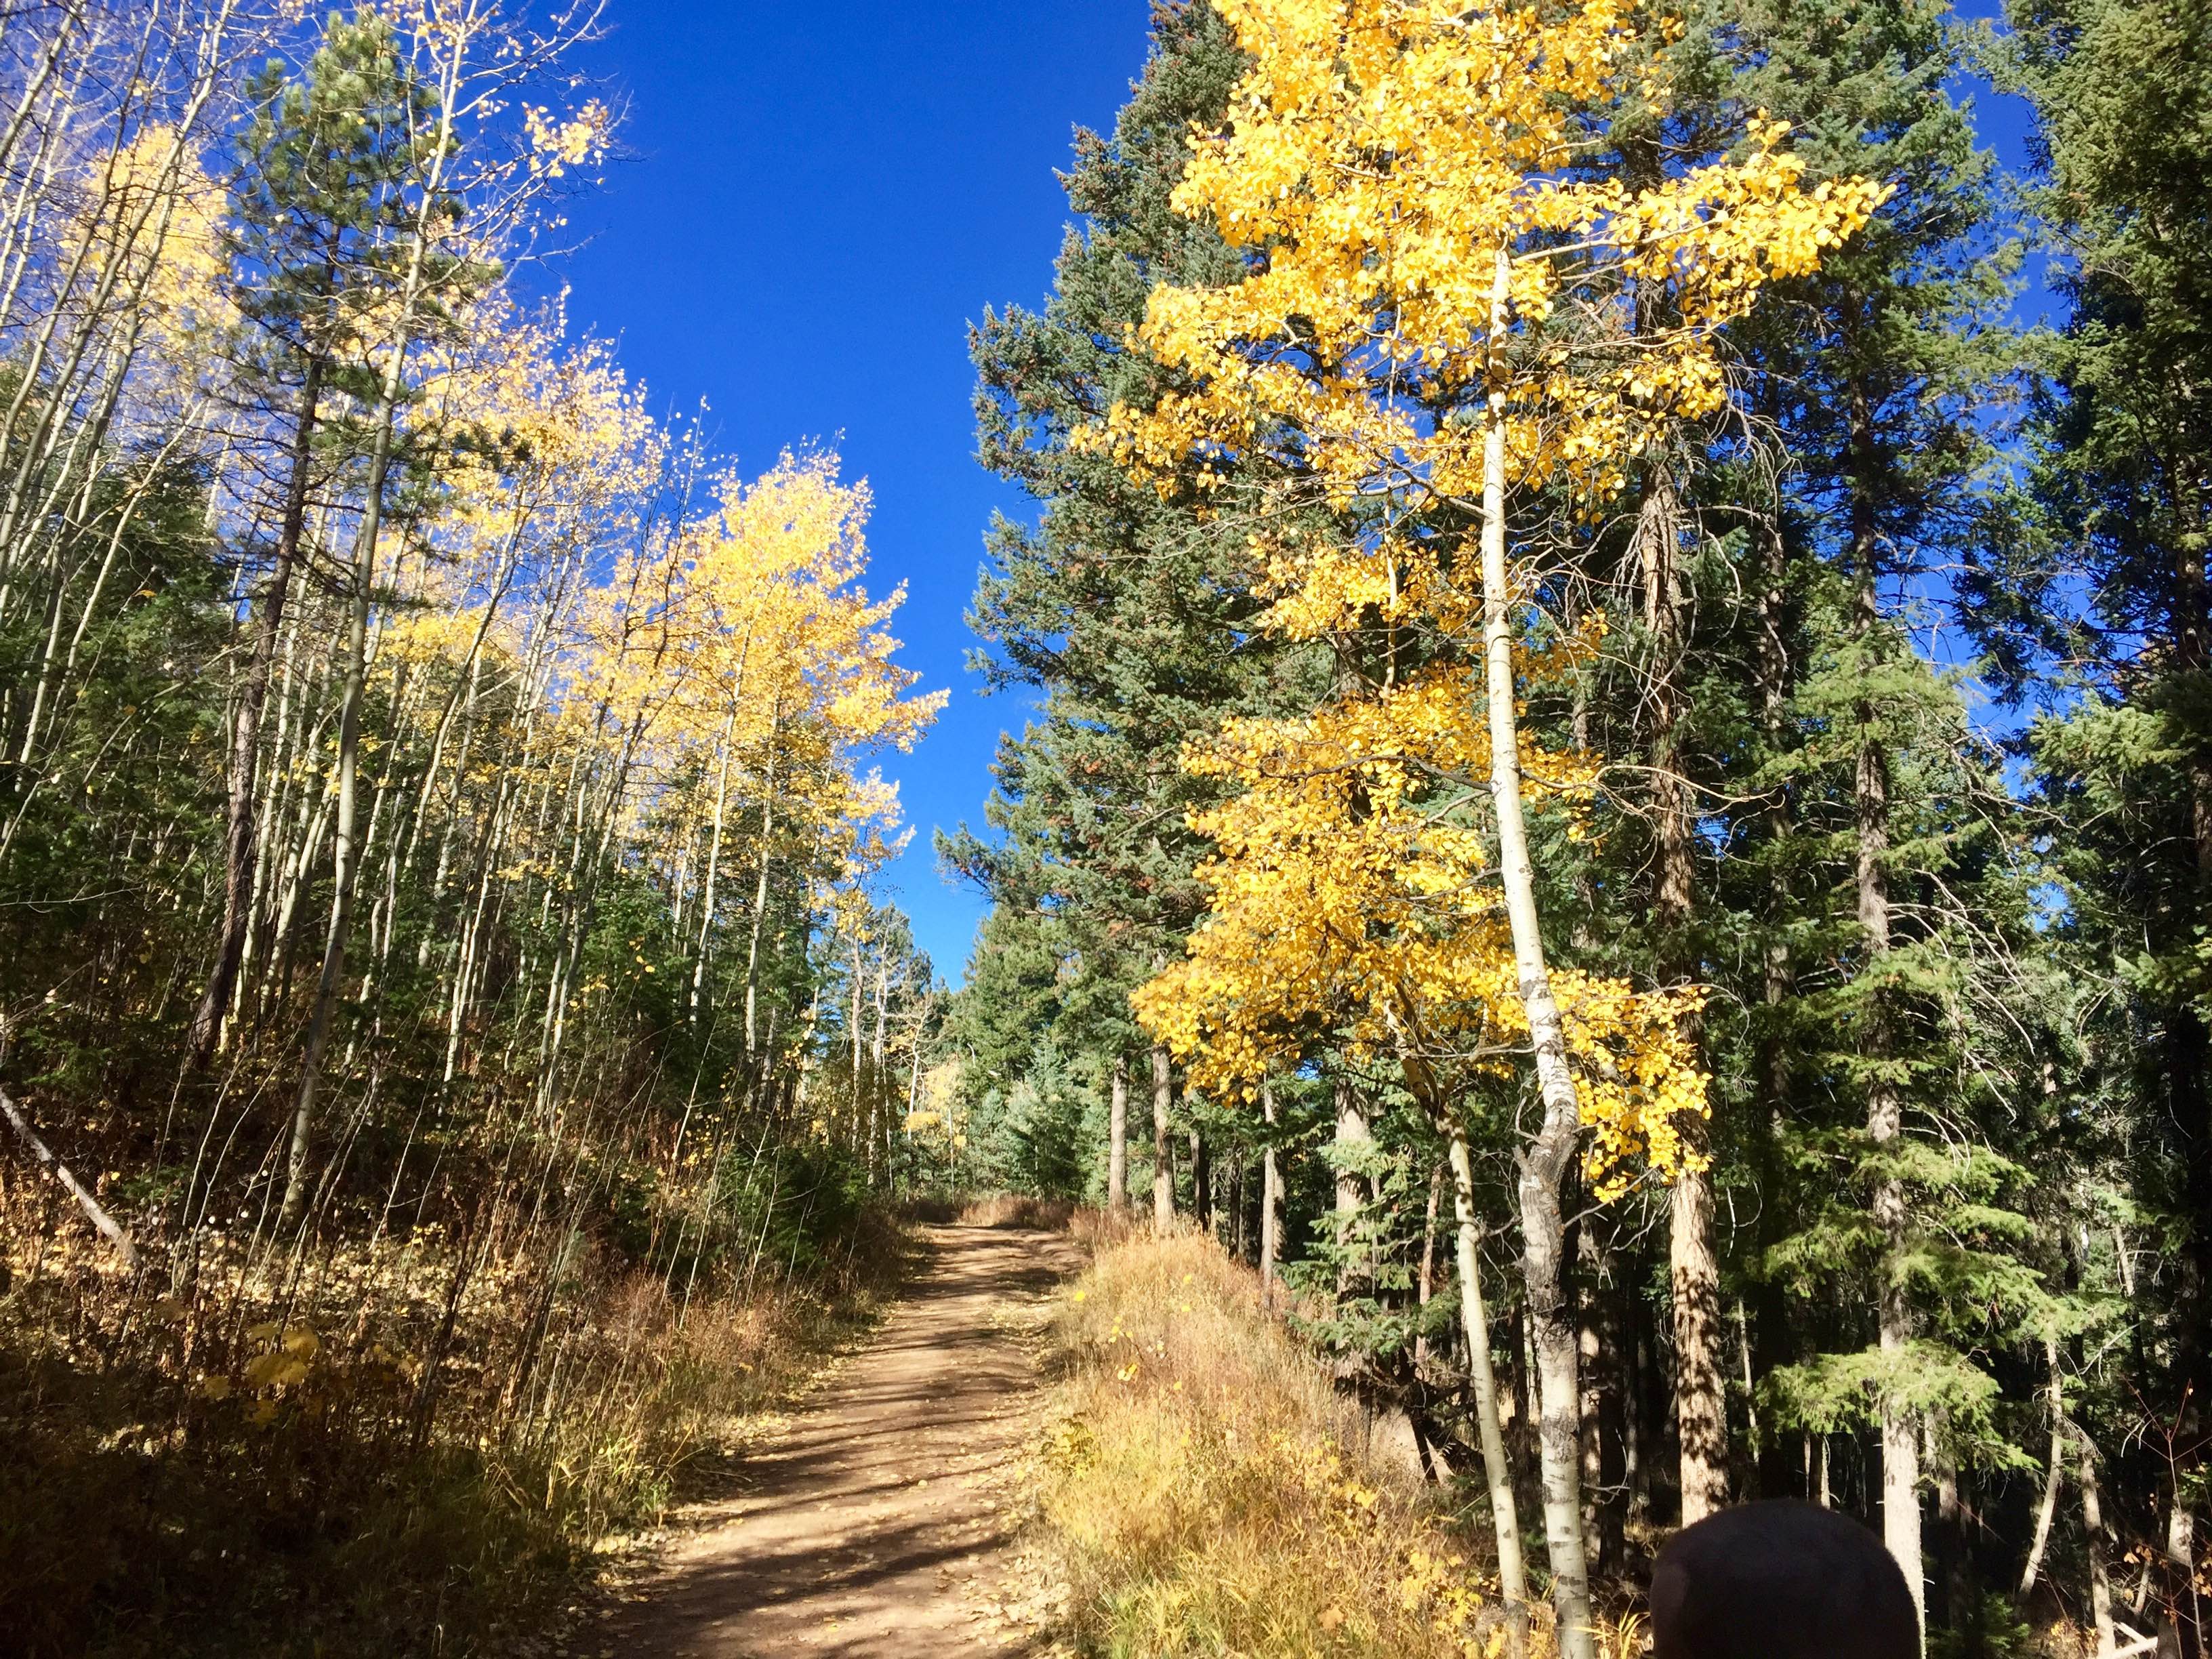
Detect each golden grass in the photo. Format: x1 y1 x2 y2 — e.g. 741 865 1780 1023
1037 1229 1532 1658
959 1193 1078 1229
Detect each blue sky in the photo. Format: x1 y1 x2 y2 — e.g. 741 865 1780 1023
558 1 1155 985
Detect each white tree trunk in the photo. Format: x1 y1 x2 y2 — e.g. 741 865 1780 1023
1260 1077 1281 1309
1151 1044 1174 1231
1450 1124 1530 1658
1479 243 1596 1659
1107 1054 1128 1210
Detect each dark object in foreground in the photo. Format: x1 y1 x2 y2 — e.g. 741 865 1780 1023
1650 1499 1919 1659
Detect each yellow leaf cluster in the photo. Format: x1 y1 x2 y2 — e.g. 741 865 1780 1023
1133 658 1704 1190
523 98 611 179
1085 0 1889 508
1110 0 1876 1193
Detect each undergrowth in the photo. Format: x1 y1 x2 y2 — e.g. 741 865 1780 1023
1038 1229 1541 1658
899 1191 1078 1229
0 1172 907 1658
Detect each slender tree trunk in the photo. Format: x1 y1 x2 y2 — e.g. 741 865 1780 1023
2177 472 2212 1557
2165 1011 2209 1659
687 705 738 1030
1 1085 138 1267
2020 1337 2066 1600
1750 504 1800 1501
2167 1498 2203 1659
1260 1077 1281 1309
1334 1076 1372 1294
1107 1054 1128 1210
2082 1427 2116 1656
849 936 864 1145
866 996 883 1192
283 408 396 1226
1151 1043 1174 1231
743 703 781 1077
1579 1218 1626 1573
1416 1158 1443 1368
1189 1123 1210 1234
1450 1123 1530 1658
1626 1293 1652 1521
1479 243 1596 1659
191 356 323 1065
1671 1160 1727 1522
2026 1353 2062 1601
1868 846 1920 1637
1929 1409 1968 1635
1635 457 1729 1523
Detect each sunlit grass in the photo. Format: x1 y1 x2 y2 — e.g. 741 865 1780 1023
1038 1228 1538 1658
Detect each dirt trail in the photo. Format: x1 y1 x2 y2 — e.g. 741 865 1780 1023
611 1223 1081 1658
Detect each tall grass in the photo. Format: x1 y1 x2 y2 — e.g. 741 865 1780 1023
1038 1229 1533 1658
0 1170 906 1658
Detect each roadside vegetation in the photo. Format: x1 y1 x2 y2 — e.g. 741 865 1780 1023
0 4 943 1653
1040 1227 1563 1659
1 1164 908 1658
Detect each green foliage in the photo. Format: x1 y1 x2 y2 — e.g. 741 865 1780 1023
965 1038 1090 1199
947 0 1325 1129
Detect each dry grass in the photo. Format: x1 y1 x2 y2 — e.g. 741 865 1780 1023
897 1191 1081 1229
1067 1204 1145 1251
959 1193 1077 1230
1036 1229 1536 1658
0 1181 907 1658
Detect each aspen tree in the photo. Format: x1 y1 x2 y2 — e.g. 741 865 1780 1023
1094 2 1882 1646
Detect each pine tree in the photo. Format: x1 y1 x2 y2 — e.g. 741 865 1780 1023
1679 0 2029 1623
191 7 453 1067
949 0 1317 1215
1996 0 2212 1640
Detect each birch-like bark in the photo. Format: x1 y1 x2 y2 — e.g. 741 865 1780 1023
1334 1076 1373 1294
193 363 324 1062
1479 243 1595 1659
1450 1124 1529 1658
2082 1427 2115 1655
1151 1042 1174 1230
2020 1337 2066 1599
1416 1159 1443 1368
1259 1076 1280 1308
687 708 737 1029
743 702 781 1074
1 1084 138 1268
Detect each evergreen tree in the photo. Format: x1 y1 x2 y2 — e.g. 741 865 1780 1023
1699 0 2029 1622
1998 1 2212 1638
190 6 453 1065
947 0 1321 1211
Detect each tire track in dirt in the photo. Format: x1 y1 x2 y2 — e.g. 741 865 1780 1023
608 1223 1080 1658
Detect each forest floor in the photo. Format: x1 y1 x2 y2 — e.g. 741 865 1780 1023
599 1223 1082 1658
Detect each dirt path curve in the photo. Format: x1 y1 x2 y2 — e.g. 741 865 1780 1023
611 1223 1082 1658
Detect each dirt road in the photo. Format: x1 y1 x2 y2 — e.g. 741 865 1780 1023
610 1224 1081 1658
